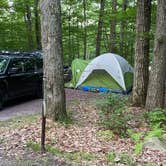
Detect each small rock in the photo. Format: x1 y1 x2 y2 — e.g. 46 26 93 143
144 137 166 152
114 156 121 163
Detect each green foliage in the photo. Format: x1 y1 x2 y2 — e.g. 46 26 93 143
0 0 157 65
127 129 144 154
128 125 165 154
119 153 135 166
97 130 114 140
26 141 40 152
0 114 38 128
107 152 135 165
58 112 73 126
147 108 166 127
107 152 116 162
65 152 94 161
0 138 4 144
144 125 165 140
98 94 132 137
27 141 95 163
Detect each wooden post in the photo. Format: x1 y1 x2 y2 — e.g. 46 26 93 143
41 77 46 153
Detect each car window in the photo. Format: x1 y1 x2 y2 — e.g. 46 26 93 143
24 58 35 73
0 57 9 73
9 58 25 74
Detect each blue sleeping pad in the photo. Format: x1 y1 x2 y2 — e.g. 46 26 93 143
82 86 109 92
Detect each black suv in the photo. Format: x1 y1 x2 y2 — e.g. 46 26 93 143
0 52 43 109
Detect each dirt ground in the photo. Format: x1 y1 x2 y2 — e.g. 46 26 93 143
0 89 165 166
0 88 99 121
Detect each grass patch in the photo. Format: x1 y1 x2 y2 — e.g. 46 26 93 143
65 151 94 161
26 141 41 152
107 152 135 166
119 153 135 166
107 152 116 162
97 130 114 140
0 138 4 144
26 141 95 163
47 146 95 162
14 156 54 166
0 114 39 128
58 111 73 126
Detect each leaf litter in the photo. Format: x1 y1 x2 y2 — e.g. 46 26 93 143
0 93 166 165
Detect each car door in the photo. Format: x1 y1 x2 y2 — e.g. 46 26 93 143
7 58 27 98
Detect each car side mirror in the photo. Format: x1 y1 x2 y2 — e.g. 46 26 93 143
8 67 20 75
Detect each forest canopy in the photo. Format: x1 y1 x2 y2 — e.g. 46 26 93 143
0 0 157 65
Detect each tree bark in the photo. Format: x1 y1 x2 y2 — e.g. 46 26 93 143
132 0 151 106
83 0 87 59
40 0 67 121
146 0 166 111
34 0 42 50
96 0 105 57
120 0 128 57
109 0 117 53
76 17 80 58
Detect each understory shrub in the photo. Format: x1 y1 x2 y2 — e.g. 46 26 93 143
127 108 166 154
97 93 133 137
146 108 166 128
128 125 165 154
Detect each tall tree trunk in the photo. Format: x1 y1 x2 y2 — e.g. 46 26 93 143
34 0 41 50
120 0 128 56
96 0 105 57
83 0 87 59
109 0 117 53
40 0 67 121
132 0 151 106
146 0 166 111
25 2 33 51
68 7 72 61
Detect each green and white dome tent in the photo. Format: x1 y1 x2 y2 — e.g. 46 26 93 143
67 53 133 92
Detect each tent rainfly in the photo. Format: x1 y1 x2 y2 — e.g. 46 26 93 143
67 53 133 92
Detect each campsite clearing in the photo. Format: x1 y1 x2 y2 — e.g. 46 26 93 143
0 93 165 165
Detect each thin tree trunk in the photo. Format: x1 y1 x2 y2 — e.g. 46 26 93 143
103 26 109 51
34 0 41 50
132 0 151 106
109 0 117 53
76 18 80 58
146 0 166 111
68 7 72 60
40 0 67 121
83 0 87 59
96 0 105 57
120 0 128 56
25 2 33 51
